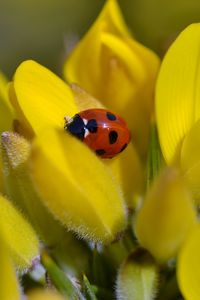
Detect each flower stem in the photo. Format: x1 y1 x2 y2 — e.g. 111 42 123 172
147 124 162 189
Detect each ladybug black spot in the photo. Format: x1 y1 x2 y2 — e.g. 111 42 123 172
106 112 116 121
86 119 98 133
96 149 106 156
120 143 127 153
109 130 118 144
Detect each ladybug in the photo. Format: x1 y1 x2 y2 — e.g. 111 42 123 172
64 108 131 158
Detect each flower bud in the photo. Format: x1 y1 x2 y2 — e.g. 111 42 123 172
116 248 158 300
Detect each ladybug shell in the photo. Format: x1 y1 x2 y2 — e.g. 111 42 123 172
66 108 131 159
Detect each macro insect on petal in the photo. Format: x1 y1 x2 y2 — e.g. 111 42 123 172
64 108 131 158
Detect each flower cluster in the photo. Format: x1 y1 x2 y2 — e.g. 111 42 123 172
0 0 199 299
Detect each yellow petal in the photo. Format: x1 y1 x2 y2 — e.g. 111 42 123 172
98 0 131 37
31 129 127 243
105 142 144 207
177 224 200 300
27 289 66 300
64 0 160 159
156 23 200 164
13 60 77 136
116 249 158 300
134 167 197 262
0 231 20 300
181 119 200 201
0 194 39 271
0 72 8 102
64 0 130 94
70 83 105 111
101 32 147 86
9 83 35 138
0 72 13 133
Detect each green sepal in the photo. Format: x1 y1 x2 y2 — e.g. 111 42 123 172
82 274 97 300
41 251 83 299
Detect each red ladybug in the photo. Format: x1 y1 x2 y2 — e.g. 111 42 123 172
64 108 131 158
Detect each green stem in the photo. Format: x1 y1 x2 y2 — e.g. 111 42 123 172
147 125 162 189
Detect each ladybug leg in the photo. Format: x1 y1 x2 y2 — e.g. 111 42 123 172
64 116 72 124
64 115 73 131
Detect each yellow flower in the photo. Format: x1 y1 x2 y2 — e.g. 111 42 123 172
134 167 197 262
156 24 200 201
10 57 143 207
7 60 135 243
63 0 160 159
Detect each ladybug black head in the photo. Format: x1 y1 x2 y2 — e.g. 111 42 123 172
64 114 85 140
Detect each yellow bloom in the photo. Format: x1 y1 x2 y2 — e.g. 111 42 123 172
64 0 160 159
0 230 20 300
156 23 200 201
177 224 200 300
116 249 158 300
134 167 197 262
12 60 142 203
5 59 144 243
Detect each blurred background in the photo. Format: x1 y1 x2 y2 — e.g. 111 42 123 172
1 0 200 78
